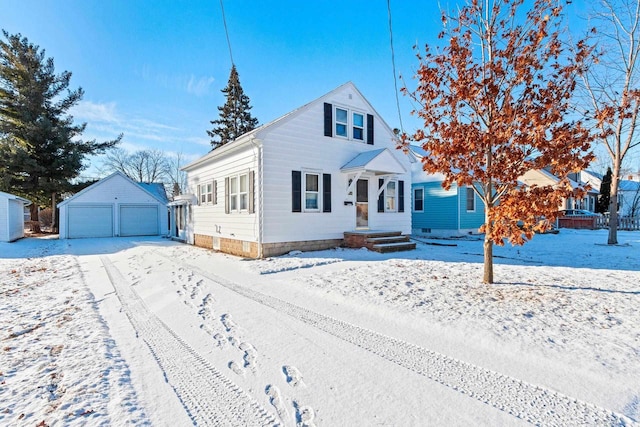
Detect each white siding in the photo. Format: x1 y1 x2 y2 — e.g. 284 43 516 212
187 146 259 242
8 199 24 241
0 195 26 242
260 86 412 243
0 198 8 242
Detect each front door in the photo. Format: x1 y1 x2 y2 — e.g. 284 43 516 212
356 179 369 228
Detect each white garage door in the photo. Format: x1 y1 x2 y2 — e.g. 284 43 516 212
68 205 114 238
120 205 159 236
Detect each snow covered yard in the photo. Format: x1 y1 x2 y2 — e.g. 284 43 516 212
0 229 638 426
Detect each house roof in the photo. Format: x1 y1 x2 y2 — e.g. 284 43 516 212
340 148 406 175
138 182 169 203
0 191 31 205
408 145 429 159
584 170 603 180
619 180 640 191
183 82 398 171
57 171 169 207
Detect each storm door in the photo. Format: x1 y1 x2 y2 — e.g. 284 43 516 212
356 179 369 228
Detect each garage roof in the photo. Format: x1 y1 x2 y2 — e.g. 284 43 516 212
57 171 169 207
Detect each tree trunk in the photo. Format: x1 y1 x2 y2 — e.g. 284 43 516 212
29 203 41 233
608 168 620 245
483 206 494 284
483 237 494 284
29 203 38 221
51 192 58 233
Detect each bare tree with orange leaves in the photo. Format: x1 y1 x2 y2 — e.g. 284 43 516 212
402 0 595 283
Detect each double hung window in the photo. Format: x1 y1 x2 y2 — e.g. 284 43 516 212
199 182 213 204
305 173 319 211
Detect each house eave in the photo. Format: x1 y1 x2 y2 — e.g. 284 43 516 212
182 136 261 171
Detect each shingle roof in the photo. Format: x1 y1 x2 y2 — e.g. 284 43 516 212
138 182 169 203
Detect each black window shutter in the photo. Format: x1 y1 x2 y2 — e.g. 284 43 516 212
224 177 230 214
248 171 255 214
398 180 405 212
378 178 384 212
324 103 333 137
322 173 331 212
292 171 302 212
367 114 374 145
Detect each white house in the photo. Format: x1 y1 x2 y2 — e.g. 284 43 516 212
58 171 169 239
581 170 640 216
0 191 31 242
179 82 413 257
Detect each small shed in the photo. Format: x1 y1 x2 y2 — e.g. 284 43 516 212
0 191 31 242
57 171 169 239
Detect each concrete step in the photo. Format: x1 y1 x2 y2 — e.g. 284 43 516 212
370 242 417 253
366 236 409 245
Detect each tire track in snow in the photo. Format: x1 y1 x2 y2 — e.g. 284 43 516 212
158 251 632 426
100 256 276 427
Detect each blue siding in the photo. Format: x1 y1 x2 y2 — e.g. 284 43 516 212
412 182 458 230
459 185 485 230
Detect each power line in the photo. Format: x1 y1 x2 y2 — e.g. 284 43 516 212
219 0 234 65
387 0 404 134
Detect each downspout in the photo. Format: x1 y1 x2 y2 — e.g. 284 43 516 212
457 184 461 233
251 137 263 258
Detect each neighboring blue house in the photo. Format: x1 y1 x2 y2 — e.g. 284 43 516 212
409 146 485 235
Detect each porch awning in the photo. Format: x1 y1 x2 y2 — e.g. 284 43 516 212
168 194 197 206
340 148 406 175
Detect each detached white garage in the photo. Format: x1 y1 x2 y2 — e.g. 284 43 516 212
58 171 169 239
0 191 31 242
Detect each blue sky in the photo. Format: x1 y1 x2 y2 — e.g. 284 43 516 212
3 0 602 179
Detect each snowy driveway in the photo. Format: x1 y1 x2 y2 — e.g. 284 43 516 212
1 230 639 426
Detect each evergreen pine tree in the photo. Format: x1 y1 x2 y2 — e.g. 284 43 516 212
597 167 613 214
0 31 120 227
207 65 258 149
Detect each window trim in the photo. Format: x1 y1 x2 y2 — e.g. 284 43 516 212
239 174 249 211
303 171 321 212
413 187 424 212
385 180 397 212
335 107 348 139
226 173 250 213
352 112 364 141
333 105 367 142
199 182 213 205
466 186 476 212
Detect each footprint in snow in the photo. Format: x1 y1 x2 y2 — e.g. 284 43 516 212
213 333 227 349
265 384 288 419
229 360 245 376
221 314 236 333
240 342 258 372
198 294 214 321
283 365 303 387
293 400 316 427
